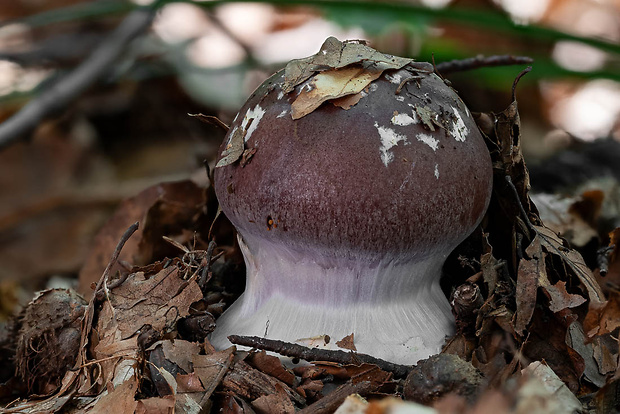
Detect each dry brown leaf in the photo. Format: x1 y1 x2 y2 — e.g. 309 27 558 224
135 396 176 414
513 257 540 335
191 347 235 401
535 225 605 304
296 379 323 401
335 333 357 351
584 292 620 338
89 378 139 414
78 180 206 297
525 308 583 393
544 280 586 313
176 372 205 393
160 340 201 374
565 321 606 387
290 67 382 120
592 335 618 375
330 91 364 110
109 266 203 339
282 37 412 94
246 351 296 386
251 383 296 414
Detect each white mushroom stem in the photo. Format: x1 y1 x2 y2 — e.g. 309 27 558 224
210 234 455 365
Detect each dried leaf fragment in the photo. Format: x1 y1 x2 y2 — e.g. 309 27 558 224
109 266 203 339
544 280 586 313
565 321 606 387
216 126 245 168
331 91 364 110
514 257 540 335
192 347 235 401
584 292 620 338
282 37 412 94
414 106 438 131
336 333 357 351
89 377 139 414
291 67 382 119
519 361 582 413
535 225 605 304
247 351 296 386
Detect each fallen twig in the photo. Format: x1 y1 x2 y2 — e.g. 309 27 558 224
436 55 533 75
228 335 411 378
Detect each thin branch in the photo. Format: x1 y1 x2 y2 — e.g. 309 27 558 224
228 335 411 378
0 7 156 150
95 222 140 299
436 55 534 74
512 66 533 102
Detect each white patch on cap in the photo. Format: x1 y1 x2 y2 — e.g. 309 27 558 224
375 122 408 167
277 109 288 118
242 104 266 142
395 95 405 102
434 164 439 179
385 73 402 84
277 90 284 100
391 112 417 126
450 106 468 142
416 133 439 151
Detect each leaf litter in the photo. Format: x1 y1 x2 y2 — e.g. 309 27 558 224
3 43 620 414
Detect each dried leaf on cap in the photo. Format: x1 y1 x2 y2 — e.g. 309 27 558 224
282 37 412 93
291 66 383 119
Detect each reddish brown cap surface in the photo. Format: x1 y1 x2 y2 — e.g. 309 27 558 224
214 66 492 263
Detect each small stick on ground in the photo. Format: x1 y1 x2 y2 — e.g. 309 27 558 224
95 222 140 301
436 55 534 75
228 335 411 378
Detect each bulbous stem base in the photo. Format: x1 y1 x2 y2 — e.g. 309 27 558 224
210 234 455 365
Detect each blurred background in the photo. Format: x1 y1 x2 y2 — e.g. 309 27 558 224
1 0 620 316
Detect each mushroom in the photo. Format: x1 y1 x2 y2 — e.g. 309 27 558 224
210 38 493 364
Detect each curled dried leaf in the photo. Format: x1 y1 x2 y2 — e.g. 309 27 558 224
282 37 412 94
291 66 382 119
534 225 605 305
215 126 245 168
